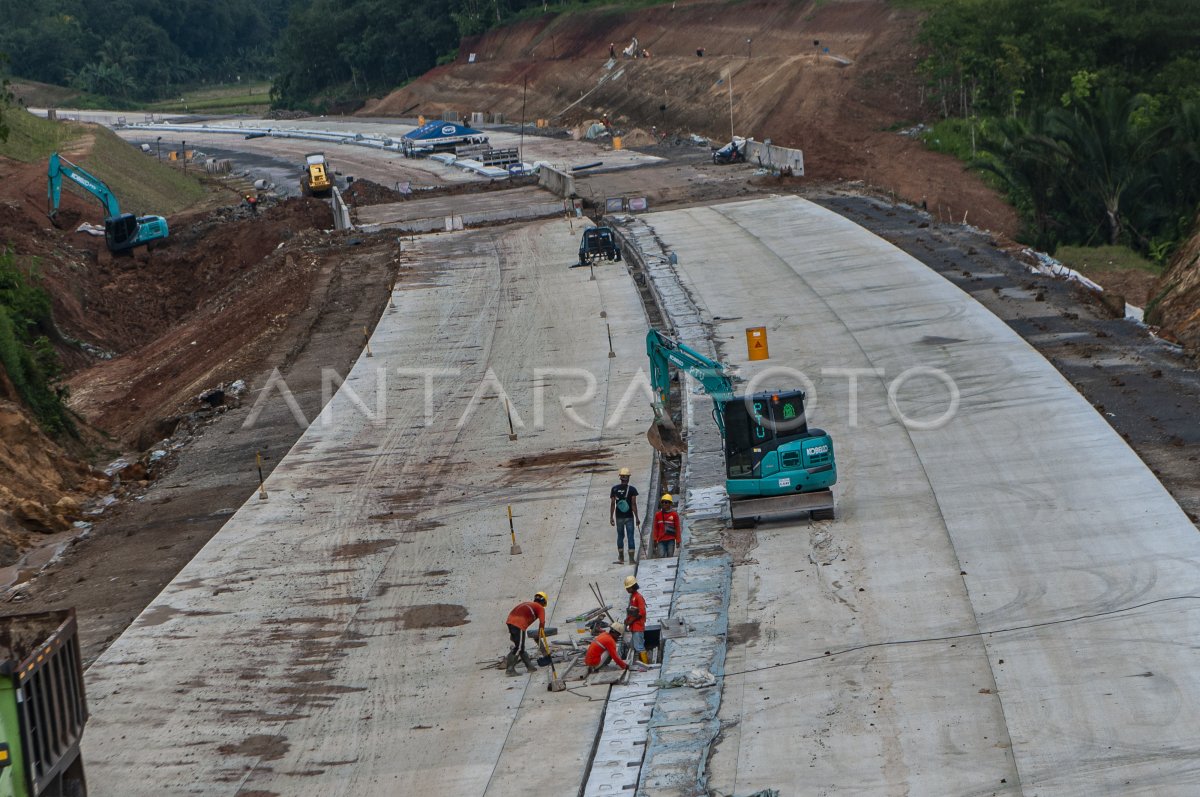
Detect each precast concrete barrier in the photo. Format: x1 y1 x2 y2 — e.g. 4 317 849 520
331 186 353 231
746 139 805 175
538 164 576 198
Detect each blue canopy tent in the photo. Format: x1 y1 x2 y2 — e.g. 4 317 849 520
401 121 488 154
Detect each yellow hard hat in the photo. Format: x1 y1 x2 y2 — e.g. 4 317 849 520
534 592 548 605
624 575 638 589
618 467 631 477
610 621 625 634
661 494 673 503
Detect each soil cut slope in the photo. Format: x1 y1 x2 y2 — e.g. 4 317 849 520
362 0 1018 236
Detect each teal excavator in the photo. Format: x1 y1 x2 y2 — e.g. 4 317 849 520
647 329 837 525
47 152 169 252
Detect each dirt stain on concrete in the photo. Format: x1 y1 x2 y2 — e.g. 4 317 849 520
727 621 761 647
136 605 226 627
217 734 290 761
503 446 613 471
394 603 469 629
331 539 398 558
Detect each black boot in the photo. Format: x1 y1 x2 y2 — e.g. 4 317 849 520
505 653 519 676
519 650 538 673
615 548 625 564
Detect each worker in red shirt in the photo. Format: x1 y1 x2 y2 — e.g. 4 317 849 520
624 575 649 664
585 622 627 673
653 493 681 558
505 592 547 676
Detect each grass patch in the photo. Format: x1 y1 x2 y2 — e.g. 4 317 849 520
1054 245 1163 275
145 82 273 114
1 106 205 217
71 127 206 216
0 106 87 163
7 79 84 109
0 250 74 436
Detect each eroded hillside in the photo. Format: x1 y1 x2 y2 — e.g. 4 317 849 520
362 0 1019 236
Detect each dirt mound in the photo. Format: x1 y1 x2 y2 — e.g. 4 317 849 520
343 178 408 206
359 0 1017 236
1148 219 1200 353
0 400 107 564
63 196 348 445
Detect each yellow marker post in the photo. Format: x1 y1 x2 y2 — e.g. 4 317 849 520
746 326 769 361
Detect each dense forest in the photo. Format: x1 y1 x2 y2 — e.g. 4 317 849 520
0 0 290 101
2 0 1199 261
917 0 1200 259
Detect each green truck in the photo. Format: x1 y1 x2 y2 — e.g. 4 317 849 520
0 610 88 797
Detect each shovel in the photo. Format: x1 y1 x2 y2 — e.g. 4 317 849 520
539 628 565 691
508 505 521 555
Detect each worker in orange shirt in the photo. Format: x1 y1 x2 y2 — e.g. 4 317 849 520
624 574 649 664
652 493 681 558
585 622 627 673
505 592 548 676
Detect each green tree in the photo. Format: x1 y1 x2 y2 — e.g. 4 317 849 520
0 251 74 436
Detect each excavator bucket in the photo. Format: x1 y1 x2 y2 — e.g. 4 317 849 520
647 415 686 456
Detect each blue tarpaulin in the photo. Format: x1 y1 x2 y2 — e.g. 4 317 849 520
402 121 485 143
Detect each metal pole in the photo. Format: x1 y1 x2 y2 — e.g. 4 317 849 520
520 76 528 168
728 74 735 143
182 140 186 174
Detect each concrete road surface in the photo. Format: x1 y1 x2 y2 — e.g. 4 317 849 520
637 196 1200 796
82 218 655 794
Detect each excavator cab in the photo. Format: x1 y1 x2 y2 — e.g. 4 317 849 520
723 390 837 524
105 213 140 252
722 391 808 478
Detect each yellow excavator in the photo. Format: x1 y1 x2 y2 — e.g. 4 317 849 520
300 152 333 197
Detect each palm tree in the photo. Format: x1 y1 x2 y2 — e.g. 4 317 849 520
1043 87 1169 245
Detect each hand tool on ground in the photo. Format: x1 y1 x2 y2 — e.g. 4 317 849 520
539 628 566 691
589 582 617 622
508 504 521 555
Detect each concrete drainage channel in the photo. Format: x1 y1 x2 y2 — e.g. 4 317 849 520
579 216 733 797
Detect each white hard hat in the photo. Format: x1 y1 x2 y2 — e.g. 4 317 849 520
610 622 625 634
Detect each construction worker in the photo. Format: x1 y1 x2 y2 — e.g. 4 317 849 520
653 494 681 558
610 466 640 564
585 622 627 673
504 592 547 676
624 575 649 664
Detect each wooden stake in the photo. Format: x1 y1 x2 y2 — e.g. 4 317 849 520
256 451 268 500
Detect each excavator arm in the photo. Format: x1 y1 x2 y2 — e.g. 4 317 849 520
48 153 122 218
47 152 169 252
646 328 735 452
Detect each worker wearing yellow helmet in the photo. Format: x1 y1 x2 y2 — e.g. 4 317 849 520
610 466 640 565
652 493 680 559
624 574 649 664
504 592 548 677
